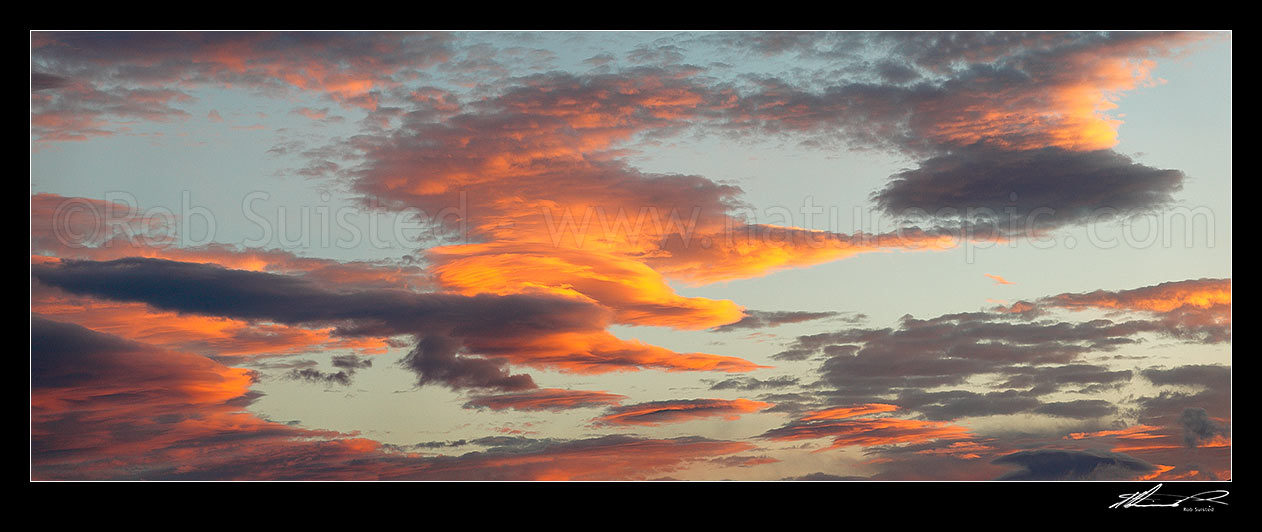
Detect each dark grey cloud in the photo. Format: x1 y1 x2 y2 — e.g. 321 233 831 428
1136 365 1230 422
31 71 71 91
772 332 859 361
998 364 1133 392
707 32 1206 238
874 31 1071 72
993 449 1157 480
31 315 167 389
1142 364 1230 389
284 354 373 386
794 312 1162 397
465 436 561 452
408 439 469 449
711 310 843 332
873 60 920 84
30 257 607 391
1179 408 1229 448
766 292 1221 430
32 32 453 86
756 392 829 416
401 335 533 391
30 31 453 141
33 323 754 480
896 390 1041 421
873 146 1185 234
708 375 800 391
246 359 319 370
286 368 352 386
330 354 372 371
886 387 1121 421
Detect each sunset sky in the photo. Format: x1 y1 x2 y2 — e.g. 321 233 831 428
30 31 1230 481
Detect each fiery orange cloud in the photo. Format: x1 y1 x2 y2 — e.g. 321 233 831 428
1065 424 1163 440
32 193 430 291
33 316 758 480
346 72 960 332
724 33 1213 157
1043 278 1230 314
32 282 391 358
428 242 745 329
921 33 1209 152
763 405 974 451
1112 434 1232 454
775 418 974 450
391 436 757 481
32 32 452 120
31 256 768 383
595 398 772 426
463 330 768 375
1065 422 1231 463
985 273 1014 285
465 388 627 411
649 226 957 286
1151 467 1230 481
31 317 346 478
912 440 996 460
1135 464 1178 481
998 278 1231 342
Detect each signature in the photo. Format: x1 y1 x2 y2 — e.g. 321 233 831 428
1110 484 1229 509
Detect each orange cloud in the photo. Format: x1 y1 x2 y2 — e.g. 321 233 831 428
998 278 1232 343
465 388 627 411
33 316 763 480
1065 422 1231 458
393 436 756 481
32 283 390 358
649 225 956 286
428 242 745 329
32 193 430 291
985 273 1014 285
763 405 973 450
911 440 996 460
33 257 767 384
918 33 1209 152
773 417 974 450
462 329 768 376
1043 278 1230 314
1135 464 1177 481
1066 424 1163 440
347 72 958 333
1049 279 1230 343
33 32 452 116
32 316 350 478
595 398 772 426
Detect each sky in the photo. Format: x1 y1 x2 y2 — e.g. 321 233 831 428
30 31 1231 481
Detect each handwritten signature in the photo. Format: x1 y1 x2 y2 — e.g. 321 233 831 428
1110 484 1229 509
